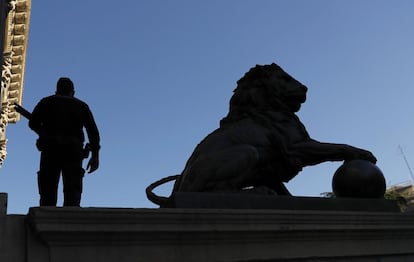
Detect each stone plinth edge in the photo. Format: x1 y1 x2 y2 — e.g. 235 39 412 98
27 207 414 262
174 192 401 212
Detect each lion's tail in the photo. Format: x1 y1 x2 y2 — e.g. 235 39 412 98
145 175 180 208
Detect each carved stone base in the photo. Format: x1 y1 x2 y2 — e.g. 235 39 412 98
19 205 414 262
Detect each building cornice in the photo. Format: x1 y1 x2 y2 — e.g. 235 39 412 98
0 0 31 164
4 0 31 122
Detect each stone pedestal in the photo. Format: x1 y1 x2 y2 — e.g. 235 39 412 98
24 203 414 262
0 214 26 262
174 192 401 212
0 193 7 214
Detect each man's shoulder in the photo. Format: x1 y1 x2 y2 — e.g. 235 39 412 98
71 97 90 110
36 95 57 106
35 96 90 115
41 95 87 105
40 94 56 101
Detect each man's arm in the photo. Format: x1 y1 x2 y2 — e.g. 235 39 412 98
84 105 100 173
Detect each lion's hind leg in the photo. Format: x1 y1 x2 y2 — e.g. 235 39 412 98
178 144 261 192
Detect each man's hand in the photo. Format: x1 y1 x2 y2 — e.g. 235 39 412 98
86 156 99 173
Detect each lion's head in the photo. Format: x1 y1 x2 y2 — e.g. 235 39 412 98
222 63 307 124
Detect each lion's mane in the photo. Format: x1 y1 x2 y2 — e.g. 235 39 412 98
220 63 307 126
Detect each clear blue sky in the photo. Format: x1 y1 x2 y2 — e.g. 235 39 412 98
2 0 414 214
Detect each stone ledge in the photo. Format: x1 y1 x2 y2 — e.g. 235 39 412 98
27 206 414 262
174 192 401 212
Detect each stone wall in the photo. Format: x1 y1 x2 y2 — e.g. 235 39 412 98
1 205 414 262
0 214 26 262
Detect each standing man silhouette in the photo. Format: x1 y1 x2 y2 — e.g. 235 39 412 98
29 77 100 206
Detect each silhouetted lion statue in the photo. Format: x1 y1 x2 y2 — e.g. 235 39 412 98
146 63 376 207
